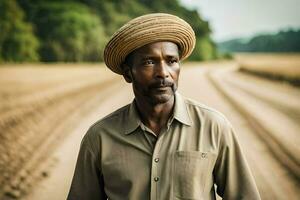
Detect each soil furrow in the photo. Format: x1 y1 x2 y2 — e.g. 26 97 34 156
207 69 300 182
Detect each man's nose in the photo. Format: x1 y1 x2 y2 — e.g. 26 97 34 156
155 61 169 78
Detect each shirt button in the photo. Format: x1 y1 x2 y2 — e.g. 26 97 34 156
201 153 207 158
154 177 159 182
154 158 159 162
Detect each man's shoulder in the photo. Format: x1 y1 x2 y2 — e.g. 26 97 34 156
80 104 131 153
87 103 130 133
182 96 230 128
182 96 235 146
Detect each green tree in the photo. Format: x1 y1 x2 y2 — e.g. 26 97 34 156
218 29 300 53
77 0 217 61
0 0 39 62
15 0 218 62
31 2 107 62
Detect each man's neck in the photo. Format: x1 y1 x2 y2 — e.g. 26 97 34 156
135 96 175 135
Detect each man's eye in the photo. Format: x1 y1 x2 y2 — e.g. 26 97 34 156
144 60 154 65
169 59 178 64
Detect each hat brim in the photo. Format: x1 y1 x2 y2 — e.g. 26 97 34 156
104 13 196 75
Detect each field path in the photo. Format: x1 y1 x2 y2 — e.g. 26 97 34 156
179 64 299 199
24 82 132 200
20 63 299 200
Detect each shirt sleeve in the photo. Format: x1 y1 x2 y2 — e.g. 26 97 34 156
213 118 261 200
67 128 107 200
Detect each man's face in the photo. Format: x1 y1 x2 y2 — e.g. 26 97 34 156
124 41 180 105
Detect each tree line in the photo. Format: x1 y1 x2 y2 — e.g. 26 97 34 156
0 0 218 63
218 29 300 53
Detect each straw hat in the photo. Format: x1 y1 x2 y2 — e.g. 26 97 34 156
103 13 196 75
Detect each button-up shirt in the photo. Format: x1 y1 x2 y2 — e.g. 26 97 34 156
67 92 261 200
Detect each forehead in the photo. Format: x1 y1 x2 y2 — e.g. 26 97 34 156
129 41 180 58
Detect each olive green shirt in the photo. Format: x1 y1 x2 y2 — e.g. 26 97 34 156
67 92 260 200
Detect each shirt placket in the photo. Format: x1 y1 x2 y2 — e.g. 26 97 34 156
149 121 172 200
150 134 163 200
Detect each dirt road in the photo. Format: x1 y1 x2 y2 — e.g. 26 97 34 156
22 62 299 200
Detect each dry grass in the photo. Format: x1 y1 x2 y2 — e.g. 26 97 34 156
235 53 300 77
234 53 300 86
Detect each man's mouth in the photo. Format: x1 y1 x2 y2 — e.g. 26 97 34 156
155 86 169 89
152 84 170 90
151 85 172 94
150 82 173 88
149 80 174 93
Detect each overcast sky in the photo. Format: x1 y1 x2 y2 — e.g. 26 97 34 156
180 0 300 42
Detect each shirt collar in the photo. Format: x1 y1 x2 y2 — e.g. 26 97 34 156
124 100 142 135
124 92 192 135
173 92 192 126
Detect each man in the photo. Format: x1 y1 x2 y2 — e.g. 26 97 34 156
67 13 261 200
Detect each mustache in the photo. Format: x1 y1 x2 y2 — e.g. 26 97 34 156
149 79 174 89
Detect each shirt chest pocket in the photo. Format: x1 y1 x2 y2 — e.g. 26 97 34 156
173 151 215 200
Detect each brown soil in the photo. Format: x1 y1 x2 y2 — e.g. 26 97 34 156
1 61 299 200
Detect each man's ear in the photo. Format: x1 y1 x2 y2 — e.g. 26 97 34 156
122 63 132 83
